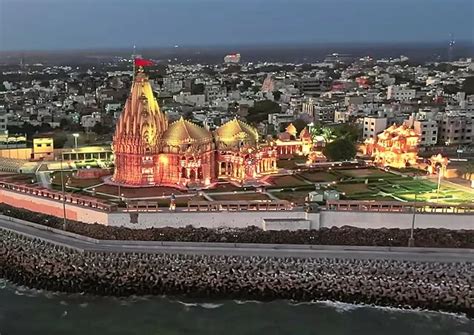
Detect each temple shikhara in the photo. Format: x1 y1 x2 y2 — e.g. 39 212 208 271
365 124 419 168
112 71 280 187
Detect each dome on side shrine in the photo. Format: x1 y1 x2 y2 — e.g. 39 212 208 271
215 118 258 148
162 117 213 146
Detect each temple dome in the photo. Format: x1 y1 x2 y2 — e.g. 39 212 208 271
162 117 212 146
215 119 258 148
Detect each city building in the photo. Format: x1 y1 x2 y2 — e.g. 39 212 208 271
0 113 7 135
32 136 54 160
387 85 416 101
296 77 332 94
438 112 474 145
224 53 241 64
362 116 388 139
405 114 438 147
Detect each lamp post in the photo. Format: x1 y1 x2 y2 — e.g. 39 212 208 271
72 133 79 149
408 193 417 247
436 166 442 202
59 156 67 231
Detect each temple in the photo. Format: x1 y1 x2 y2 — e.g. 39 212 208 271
112 71 278 187
365 124 419 168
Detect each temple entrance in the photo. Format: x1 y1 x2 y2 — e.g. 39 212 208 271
141 168 154 184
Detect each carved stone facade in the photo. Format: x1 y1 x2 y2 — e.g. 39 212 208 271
112 72 278 187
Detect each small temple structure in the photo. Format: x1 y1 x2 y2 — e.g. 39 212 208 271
365 124 419 168
112 71 278 187
275 123 313 158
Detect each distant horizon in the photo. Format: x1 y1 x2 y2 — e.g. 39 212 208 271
1 40 473 55
1 0 472 52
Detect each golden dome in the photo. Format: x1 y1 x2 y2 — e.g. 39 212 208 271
285 123 297 137
215 118 259 144
162 117 212 146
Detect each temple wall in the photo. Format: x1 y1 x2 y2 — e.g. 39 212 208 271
107 211 308 229
0 188 108 224
313 211 473 230
1 188 472 230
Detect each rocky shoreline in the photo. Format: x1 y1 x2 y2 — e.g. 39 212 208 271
1 230 472 317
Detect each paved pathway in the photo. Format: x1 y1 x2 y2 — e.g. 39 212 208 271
1 216 472 263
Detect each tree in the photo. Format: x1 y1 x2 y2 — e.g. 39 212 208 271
191 83 205 95
323 138 356 161
461 76 474 95
272 90 282 101
92 123 113 135
292 119 307 133
458 161 474 180
310 126 336 143
247 100 281 124
52 132 68 148
333 123 360 143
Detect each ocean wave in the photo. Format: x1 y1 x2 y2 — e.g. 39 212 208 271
297 300 471 321
199 303 223 309
234 300 263 305
176 301 198 307
174 301 224 309
13 286 44 298
315 300 363 312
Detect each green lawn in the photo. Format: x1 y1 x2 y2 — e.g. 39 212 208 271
339 168 396 179
335 183 371 194
271 190 311 205
94 184 185 198
298 171 338 182
210 192 271 201
266 175 309 188
276 157 307 170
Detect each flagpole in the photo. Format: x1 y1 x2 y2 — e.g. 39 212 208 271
132 44 136 83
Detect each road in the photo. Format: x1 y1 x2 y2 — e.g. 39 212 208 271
0 216 473 262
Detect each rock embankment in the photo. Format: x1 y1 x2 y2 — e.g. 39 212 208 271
1 230 472 316
1 204 473 248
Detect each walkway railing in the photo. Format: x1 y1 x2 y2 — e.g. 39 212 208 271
325 200 474 214
188 200 292 212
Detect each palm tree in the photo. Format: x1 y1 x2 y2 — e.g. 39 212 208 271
310 126 336 143
322 127 336 143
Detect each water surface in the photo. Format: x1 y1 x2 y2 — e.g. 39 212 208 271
0 280 471 335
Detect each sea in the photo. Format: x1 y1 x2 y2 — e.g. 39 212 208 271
0 279 472 335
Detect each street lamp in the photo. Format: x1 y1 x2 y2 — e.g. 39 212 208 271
72 133 79 149
436 166 442 202
408 193 417 247
59 156 67 231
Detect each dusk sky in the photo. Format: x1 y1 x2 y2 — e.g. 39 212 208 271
0 0 473 51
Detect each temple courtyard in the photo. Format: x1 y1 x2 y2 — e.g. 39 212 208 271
35 165 472 208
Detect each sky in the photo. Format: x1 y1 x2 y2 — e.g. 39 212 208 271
0 0 473 51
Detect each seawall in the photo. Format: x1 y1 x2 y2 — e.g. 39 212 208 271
0 229 472 316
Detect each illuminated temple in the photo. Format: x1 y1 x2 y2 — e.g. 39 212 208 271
365 124 419 168
112 72 278 187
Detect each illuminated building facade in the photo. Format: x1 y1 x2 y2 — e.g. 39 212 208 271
112 71 278 187
275 123 313 158
365 124 419 168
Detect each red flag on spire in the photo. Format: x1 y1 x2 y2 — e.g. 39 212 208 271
134 58 154 67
